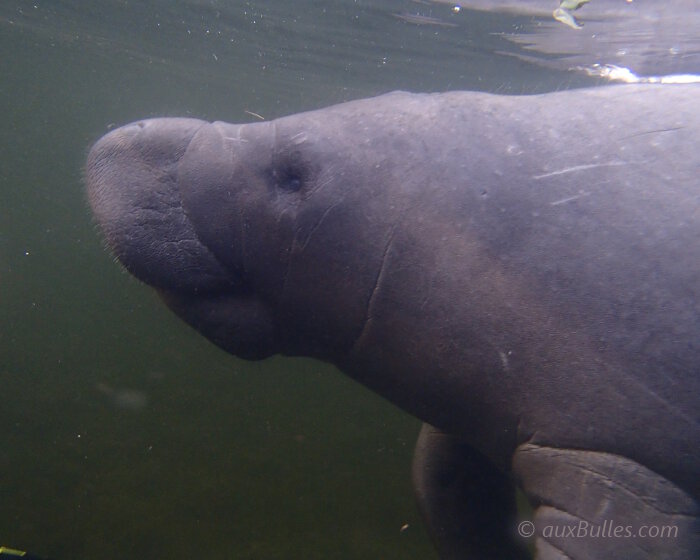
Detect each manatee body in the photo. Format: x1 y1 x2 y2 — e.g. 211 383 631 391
86 85 700 559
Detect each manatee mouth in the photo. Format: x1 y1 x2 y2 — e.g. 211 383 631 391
86 118 276 359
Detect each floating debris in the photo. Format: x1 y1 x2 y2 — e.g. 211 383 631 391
553 0 591 29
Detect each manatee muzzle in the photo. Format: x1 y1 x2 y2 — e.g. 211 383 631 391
86 118 277 359
86 118 236 293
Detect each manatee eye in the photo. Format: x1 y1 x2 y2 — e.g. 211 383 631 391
274 150 308 192
281 173 302 192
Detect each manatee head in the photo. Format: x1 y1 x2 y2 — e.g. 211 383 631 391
86 104 403 362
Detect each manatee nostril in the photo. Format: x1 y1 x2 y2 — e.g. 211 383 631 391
136 121 145 128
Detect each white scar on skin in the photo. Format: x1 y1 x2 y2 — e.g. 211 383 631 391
533 161 627 180
550 191 591 206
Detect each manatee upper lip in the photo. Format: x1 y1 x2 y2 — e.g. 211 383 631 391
86 118 239 294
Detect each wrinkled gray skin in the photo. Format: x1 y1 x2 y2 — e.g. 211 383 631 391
86 85 700 559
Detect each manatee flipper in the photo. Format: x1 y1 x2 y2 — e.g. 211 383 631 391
412 423 530 559
513 444 700 560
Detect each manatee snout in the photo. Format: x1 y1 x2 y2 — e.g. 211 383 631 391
86 118 278 359
86 118 234 293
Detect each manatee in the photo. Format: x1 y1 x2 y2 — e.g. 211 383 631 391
86 84 700 559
